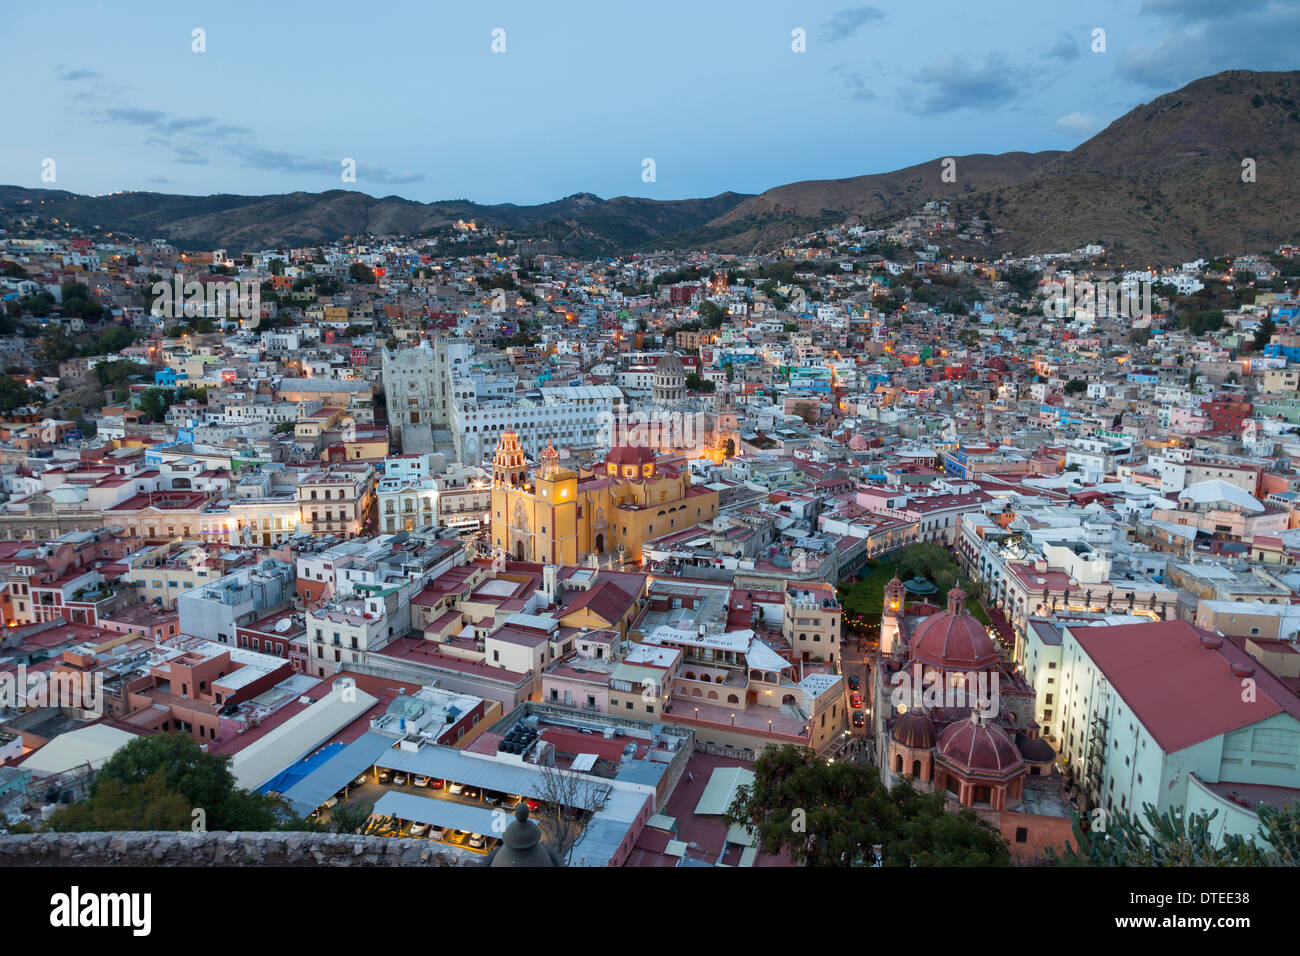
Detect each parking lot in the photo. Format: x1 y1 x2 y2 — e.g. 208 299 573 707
315 767 542 854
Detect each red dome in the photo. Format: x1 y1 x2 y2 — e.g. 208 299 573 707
606 446 655 467
936 715 1024 779
910 587 998 671
891 711 937 749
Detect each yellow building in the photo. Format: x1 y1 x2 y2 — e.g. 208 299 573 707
490 431 718 565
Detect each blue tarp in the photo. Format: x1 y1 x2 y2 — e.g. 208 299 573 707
258 742 345 795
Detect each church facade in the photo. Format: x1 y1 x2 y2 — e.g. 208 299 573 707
489 431 719 565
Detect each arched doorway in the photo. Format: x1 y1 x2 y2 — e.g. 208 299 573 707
515 542 525 561
594 533 604 553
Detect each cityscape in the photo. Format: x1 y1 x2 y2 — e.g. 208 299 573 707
0 3 1295 914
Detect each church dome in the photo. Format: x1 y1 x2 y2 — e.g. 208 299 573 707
848 434 868 451
891 710 937 750
606 446 656 467
910 587 998 671
936 713 1024 779
656 352 685 377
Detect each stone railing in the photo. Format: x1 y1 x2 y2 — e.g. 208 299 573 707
0 831 473 867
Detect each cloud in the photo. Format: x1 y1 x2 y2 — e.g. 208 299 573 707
1138 0 1272 21
818 7 885 43
831 64 879 103
95 104 423 184
1120 0 1300 87
148 177 170 184
59 68 101 81
172 146 210 166
1046 33 1079 63
228 143 424 184
1054 112 1104 139
911 56 1035 114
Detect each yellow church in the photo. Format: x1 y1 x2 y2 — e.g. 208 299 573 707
489 430 719 565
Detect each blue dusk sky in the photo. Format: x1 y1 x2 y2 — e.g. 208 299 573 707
1 0 1296 204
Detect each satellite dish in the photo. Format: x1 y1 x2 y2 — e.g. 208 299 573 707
275 618 293 633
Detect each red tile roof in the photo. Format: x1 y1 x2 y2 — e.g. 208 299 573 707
1071 620 1300 753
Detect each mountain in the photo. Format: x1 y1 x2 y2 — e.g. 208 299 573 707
2 70 1297 262
0 186 750 257
964 70 1300 262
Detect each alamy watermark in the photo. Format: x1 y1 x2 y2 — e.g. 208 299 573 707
596 408 707 451
889 664 999 718
151 274 260 323
0 666 104 714
1040 276 1153 320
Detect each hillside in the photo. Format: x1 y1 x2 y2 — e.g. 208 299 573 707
3 70 1298 262
967 70 1300 261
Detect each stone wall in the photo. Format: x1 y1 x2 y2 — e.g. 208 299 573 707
0 831 471 866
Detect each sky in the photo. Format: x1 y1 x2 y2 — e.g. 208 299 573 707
2 0 1296 206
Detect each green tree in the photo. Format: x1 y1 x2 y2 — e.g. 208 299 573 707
349 263 376 284
1064 379 1086 395
40 327 78 366
1254 315 1277 352
1050 800 1300 867
724 438 736 459
698 300 726 327
724 745 1009 866
94 359 139 389
46 771 193 832
0 377 45 414
329 801 374 834
91 732 306 831
137 387 174 423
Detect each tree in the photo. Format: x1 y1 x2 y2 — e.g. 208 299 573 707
349 263 376 284
793 401 815 423
1254 315 1277 352
724 438 736 459
0 377 45 415
724 745 1009 866
1064 379 1086 395
94 359 139 389
40 327 77 366
1050 800 1300 867
90 732 306 831
329 801 374 835
698 300 726 327
535 761 600 864
137 387 173 423
46 771 192 832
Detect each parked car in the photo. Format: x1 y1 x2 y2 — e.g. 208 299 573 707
430 825 445 840
449 829 467 843
378 769 392 784
447 781 465 795
848 675 860 690
467 833 486 849
413 776 430 788
850 692 863 709
462 787 480 800
410 822 430 838
392 773 409 786
354 773 369 786
525 798 540 811
322 796 338 809
853 709 866 727
483 790 503 806
430 778 444 789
